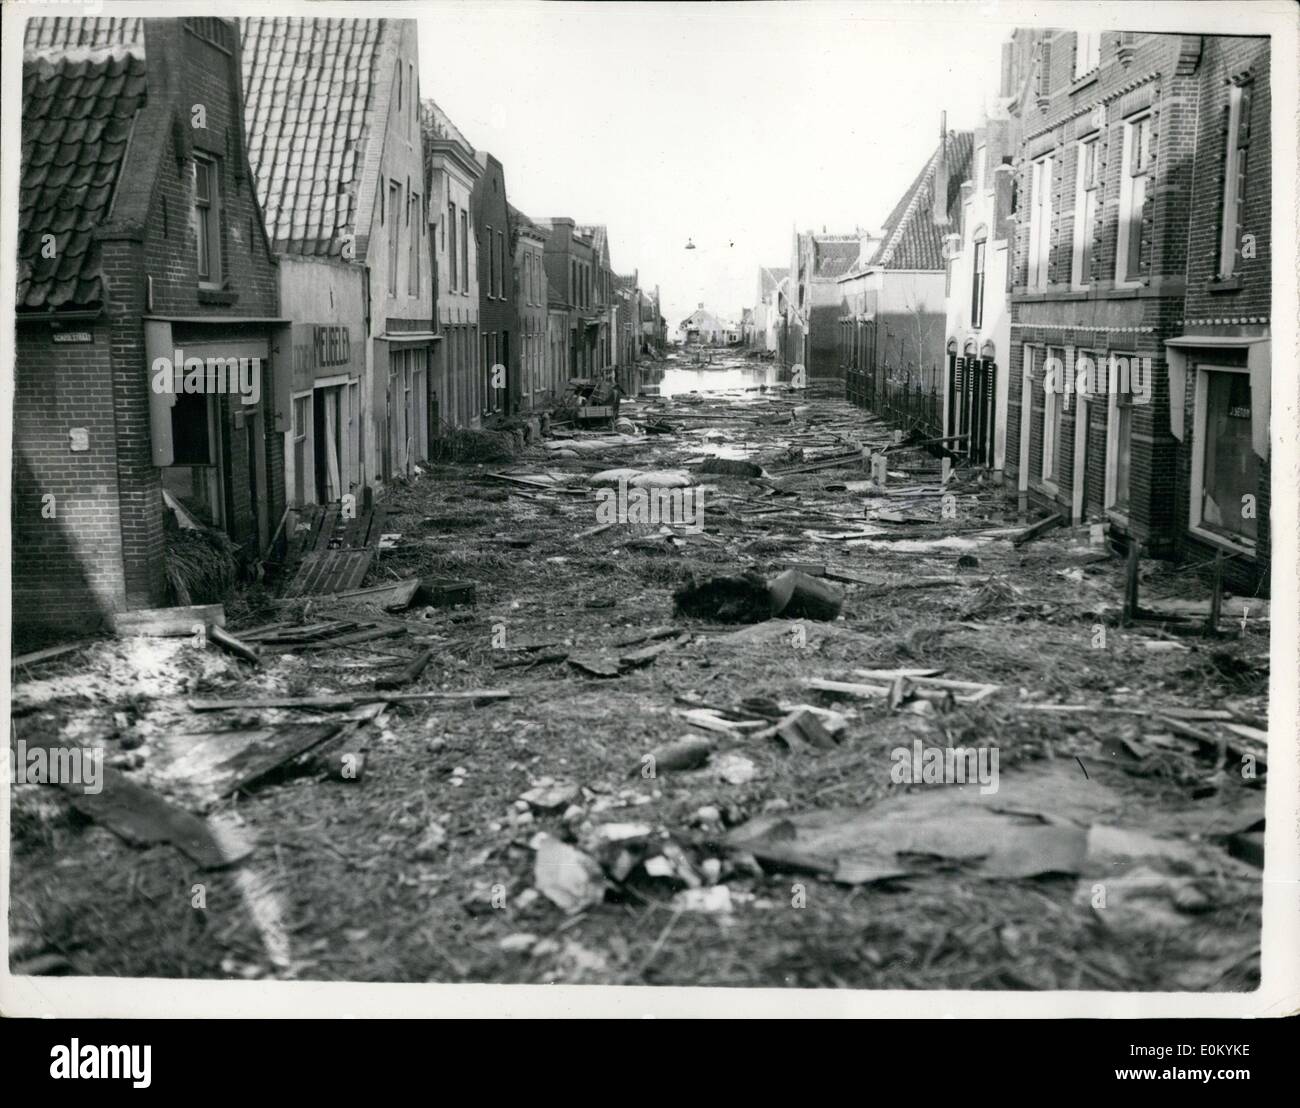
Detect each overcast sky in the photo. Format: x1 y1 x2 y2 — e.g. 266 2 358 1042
416 1 1024 327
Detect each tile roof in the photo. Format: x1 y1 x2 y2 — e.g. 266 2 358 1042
23 15 142 53
813 238 860 278
866 129 973 272
18 45 147 311
240 18 386 257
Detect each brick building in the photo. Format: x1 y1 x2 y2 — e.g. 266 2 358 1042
784 231 862 380
421 98 481 429
941 107 1024 474
539 217 598 379
839 127 972 435
577 224 614 376
471 152 516 415
1164 35 1271 593
16 17 284 634
1004 31 1206 551
241 17 434 501
510 204 550 410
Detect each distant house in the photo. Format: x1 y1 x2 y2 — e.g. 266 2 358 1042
679 305 729 345
471 152 515 415
754 267 788 353
15 17 284 633
783 233 863 378
422 98 482 429
839 127 973 435
510 204 550 410
241 16 433 500
539 218 597 378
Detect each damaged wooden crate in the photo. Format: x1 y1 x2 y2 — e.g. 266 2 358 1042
281 504 390 597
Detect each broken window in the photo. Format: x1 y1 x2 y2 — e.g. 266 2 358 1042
1198 368 1257 545
1217 81 1253 280
163 392 222 526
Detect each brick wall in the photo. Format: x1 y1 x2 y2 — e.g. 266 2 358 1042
13 18 284 634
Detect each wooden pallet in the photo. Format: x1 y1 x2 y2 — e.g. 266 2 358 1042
283 549 375 598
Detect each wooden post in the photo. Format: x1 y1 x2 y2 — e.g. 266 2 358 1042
1205 552 1224 636
1123 541 1141 624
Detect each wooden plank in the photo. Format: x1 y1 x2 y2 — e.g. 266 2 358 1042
214 723 342 795
338 505 368 550
187 688 512 711
111 604 225 637
375 649 434 690
61 761 249 869
315 508 341 552
208 625 261 665
11 639 98 669
1011 512 1064 547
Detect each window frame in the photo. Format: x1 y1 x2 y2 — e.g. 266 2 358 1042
970 236 987 329
1217 82 1253 280
447 201 458 293
1071 136 1099 290
1104 368 1134 518
1073 31 1101 81
1189 363 1258 553
194 154 222 287
387 181 402 295
1116 113 1152 287
1027 154 1053 291
1041 345 1064 489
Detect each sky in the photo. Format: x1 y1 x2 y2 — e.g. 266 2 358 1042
415 2 1017 328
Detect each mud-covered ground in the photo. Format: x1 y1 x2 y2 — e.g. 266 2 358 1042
8 364 1268 990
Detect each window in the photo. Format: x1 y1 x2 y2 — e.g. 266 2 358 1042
975 145 987 191
194 155 221 284
460 210 469 291
970 238 986 329
1218 82 1253 280
408 63 415 141
447 202 458 292
497 231 505 298
408 192 420 295
486 225 495 298
1117 114 1152 284
1072 137 1099 288
1106 380 1133 514
1027 154 1053 291
1042 346 1064 484
1074 31 1101 80
387 181 401 294
1193 367 1257 546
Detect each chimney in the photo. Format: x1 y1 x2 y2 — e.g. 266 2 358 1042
932 111 949 227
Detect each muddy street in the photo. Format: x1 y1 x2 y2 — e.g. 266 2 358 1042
10 358 1266 989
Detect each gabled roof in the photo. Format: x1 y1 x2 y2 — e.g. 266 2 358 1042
240 18 387 257
759 266 789 297
509 203 548 242
421 97 476 155
863 129 973 272
18 36 147 311
575 224 609 265
812 238 860 278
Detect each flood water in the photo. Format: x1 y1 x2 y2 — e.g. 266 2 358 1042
654 360 780 397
